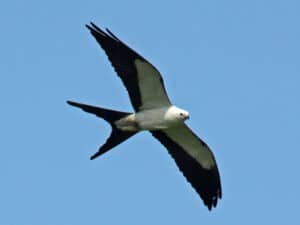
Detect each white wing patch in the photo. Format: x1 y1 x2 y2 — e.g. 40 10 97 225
134 59 171 111
163 124 216 169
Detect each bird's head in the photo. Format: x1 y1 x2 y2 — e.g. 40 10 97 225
165 106 190 123
178 109 190 121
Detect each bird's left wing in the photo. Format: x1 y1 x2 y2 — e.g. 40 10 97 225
151 124 222 210
86 23 171 112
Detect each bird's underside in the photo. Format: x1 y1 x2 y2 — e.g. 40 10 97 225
67 22 222 210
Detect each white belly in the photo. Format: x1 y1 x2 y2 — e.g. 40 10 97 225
114 106 186 132
136 107 172 130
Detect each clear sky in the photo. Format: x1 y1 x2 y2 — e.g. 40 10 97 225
1 0 299 224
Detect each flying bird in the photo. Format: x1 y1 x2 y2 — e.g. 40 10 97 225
67 22 222 210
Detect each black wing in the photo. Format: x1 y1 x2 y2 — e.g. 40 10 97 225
86 22 171 112
151 124 222 210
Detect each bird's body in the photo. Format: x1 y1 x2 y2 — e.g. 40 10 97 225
115 105 189 132
67 22 222 210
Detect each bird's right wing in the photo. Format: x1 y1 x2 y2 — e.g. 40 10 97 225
86 23 171 112
151 124 222 210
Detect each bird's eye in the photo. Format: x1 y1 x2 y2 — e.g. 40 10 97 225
180 113 184 116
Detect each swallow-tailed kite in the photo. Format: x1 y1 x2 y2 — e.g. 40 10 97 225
67 22 222 210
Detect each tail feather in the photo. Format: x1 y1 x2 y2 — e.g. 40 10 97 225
67 100 137 160
90 129 136 159
67 100 129 123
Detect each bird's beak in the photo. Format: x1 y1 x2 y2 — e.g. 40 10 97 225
186 115 190 120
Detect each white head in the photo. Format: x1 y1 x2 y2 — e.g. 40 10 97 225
164 105 190 124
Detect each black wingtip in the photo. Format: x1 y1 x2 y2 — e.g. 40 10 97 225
85 22 96 32
90 22 100 31
206 194 221 211
105 28 120 41
85 23 92 31
204 196 219 211
66 100 78 107
85 22 118 42
86 22 105 34
66 100 89 110
90 151 101 160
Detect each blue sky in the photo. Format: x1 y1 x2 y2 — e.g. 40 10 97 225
1 0 299 224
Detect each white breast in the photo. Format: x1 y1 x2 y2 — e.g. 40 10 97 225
135 105 187 131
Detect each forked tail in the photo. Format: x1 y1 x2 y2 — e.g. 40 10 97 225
67 100 138 159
